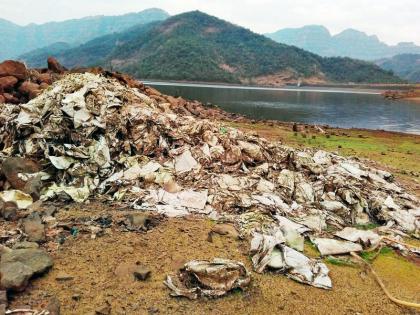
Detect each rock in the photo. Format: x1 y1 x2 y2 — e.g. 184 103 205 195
12 241 39 250
55 272 74 281
1 157 41 191
0 290 7 306
0 94 5 103
0 60 27 80
127 213 151 229
36 73 53 85
2 92 19 104
210 224 239 239
23 174 44 200
95 302 111 315
46 295 61 315
133 265 151 281
0 76 18 91
48 57 67 74
0 304 5 315
0 201 18 221
40 82 50 89
23 213 46 243
18 81 42 99
1 248 53 275
114 262 137 282
0 261 33 291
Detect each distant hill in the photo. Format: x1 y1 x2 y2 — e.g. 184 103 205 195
28 11 400 85
0 8 169 61
266 25 420 61
19 42 74 68
376 54 420 82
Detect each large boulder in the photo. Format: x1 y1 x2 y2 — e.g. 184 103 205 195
18 81 42 99
0 261 33 291
2 92 19 104
1 157 41 191
36 72 53 85
0 248 53 291
0 76 18 91
0 60 27 80
47 57 67 74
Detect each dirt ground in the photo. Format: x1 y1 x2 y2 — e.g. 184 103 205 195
8 202 420 315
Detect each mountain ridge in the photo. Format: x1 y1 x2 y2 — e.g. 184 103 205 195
0 8 170 61
376 54 420 82
266 25 420 60
21 11 400 85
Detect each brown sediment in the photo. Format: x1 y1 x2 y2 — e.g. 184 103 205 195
8 203 419 315
383 89 420 102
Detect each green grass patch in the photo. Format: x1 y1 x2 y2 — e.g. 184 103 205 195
353 223 380 230
325 256 357 267
304 240 320 258
360 246 393 262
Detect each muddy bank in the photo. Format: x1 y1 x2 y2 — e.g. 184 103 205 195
7 203 420 315
383 89 420 102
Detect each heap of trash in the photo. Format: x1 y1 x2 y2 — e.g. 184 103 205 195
0 72 419 299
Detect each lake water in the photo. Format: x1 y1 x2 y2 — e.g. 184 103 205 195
146 82 420 135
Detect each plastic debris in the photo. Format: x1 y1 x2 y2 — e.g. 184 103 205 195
1 70 419 294
0 190 33 209
335 227 380 246
250 231 332 289
313 238 363 256
164 258 251 299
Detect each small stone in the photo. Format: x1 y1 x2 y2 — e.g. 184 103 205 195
46 295 61 315
0 290 7 306
55 272 74 281
72 294 81 301
114 262 137 282
147 306 159 314
95 302 111 315
127 213 150 229
23 213 46 243
1 201 18 221
133 265 151 281
210 224 239 239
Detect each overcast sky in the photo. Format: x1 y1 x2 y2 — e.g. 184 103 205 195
1 0 419 45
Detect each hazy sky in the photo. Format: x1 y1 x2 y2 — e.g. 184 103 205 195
1 0 419 45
